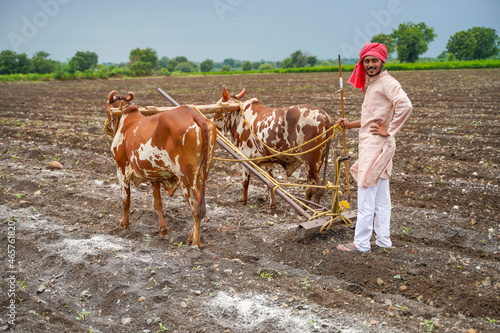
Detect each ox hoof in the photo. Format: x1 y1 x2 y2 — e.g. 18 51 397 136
118 222 129 229
186 238 202 249
188 242 202 249
158 229 170 237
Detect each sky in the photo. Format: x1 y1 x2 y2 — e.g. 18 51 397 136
0 0 499 64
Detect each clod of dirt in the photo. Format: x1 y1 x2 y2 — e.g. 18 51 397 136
49 160 63 169
80 290 92 302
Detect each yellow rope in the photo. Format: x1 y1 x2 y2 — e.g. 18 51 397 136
194 105 352 229
214 123 342 162
240 106 343 155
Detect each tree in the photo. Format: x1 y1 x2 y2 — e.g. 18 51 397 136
446 31 476 60
166 59 178 72
0 50 18 74
200 59 214 72
158 56 169 68
130 61 152 76
174 62 198 73
306 55 318 67
241 61 252 71
469 27 499 59
175 56 188 63
252 61 263 70
392 22 436 62
0 50 34 74
129 48 158 69
370 33 396 56
223 58 235 68
69 51 98 72
281 50 307 68
258 63 274 71
15 53 31 73
31 51 55 74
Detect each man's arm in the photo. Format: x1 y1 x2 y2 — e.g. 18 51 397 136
385 81 413 137
336 118 361 129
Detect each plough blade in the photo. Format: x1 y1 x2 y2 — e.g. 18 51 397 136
296 211 357 240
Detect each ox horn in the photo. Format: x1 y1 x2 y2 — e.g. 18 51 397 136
222 86 229 102
125 92 135 102
234 87 246 100
108 90 117 103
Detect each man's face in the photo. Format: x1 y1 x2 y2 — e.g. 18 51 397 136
363 55 383 77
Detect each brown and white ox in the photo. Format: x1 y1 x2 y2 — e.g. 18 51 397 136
105 91 217 247
212 87 333 209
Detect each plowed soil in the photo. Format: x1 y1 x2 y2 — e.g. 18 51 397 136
0 69 499 333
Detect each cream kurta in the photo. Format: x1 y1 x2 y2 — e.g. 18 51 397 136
350 70 412 188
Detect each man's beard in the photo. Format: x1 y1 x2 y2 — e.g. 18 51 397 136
366 67 383 77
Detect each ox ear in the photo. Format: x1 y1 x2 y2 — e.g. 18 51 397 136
222 86 229 102
108 90 117 103
125 92 135 102
234 87 246 100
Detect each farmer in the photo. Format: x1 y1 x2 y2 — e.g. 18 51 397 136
337 42 412 252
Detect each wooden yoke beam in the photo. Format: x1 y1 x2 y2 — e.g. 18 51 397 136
110 102 241 116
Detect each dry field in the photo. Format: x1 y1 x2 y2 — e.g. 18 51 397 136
0 69 499 332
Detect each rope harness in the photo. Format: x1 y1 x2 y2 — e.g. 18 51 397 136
205 104 352 231
214 104 343 163
104 100 126 137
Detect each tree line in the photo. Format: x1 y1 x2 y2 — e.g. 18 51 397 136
0 23 497 78
372 23 498 62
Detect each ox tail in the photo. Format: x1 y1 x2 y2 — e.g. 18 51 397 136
189 108 210 219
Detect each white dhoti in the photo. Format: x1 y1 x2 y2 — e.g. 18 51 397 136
353 178 392 252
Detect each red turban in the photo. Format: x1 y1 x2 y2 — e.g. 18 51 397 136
347 42 388 92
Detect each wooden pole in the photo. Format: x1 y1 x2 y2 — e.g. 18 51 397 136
110 102 241 116
338 55 351 200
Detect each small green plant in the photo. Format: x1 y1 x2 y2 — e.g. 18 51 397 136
486 317 497 325
147 278 159 290
76 309 90 321
300 278 310 292
15 193 23 199
193 262 201 270
144 234 151 247
402 226 411 235
17 280 27 290
257 268 273 281
424 319 434 332
309 320 320 330
157 322 168 332
176 242 184 248
162 286 171 298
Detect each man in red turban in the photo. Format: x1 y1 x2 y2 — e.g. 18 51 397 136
348 42 388 92
337 42 412 252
